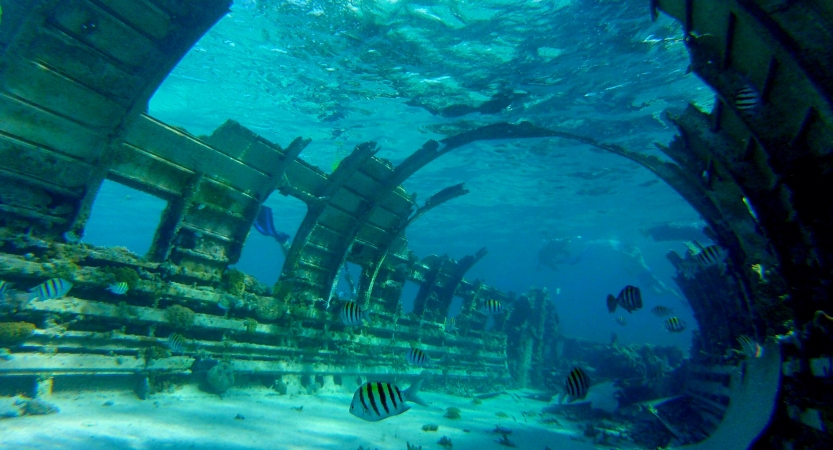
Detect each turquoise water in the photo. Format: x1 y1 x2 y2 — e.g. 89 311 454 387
137 0 705 350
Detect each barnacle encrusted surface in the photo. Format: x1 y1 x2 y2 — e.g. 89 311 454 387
0 322 35 344
165 305 195 329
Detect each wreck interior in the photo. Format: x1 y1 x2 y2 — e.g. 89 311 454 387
1 0 832 448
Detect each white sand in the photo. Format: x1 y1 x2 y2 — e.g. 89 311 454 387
0 386 607 450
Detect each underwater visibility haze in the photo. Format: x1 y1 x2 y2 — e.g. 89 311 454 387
1 0 831 449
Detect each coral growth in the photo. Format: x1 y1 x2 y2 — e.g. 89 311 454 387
207 362 235 394
437 436 453 448
255 297 283 320
102 267 141 289
0 322 35 344
224 269 246 296
443 407 462 419
243 318 258 333
272 280 292 301
422 424 439 431
165 305 195 329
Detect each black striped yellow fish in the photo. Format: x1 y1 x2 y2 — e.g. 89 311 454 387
167 333 186 352
606 285 642 313
340 301 371 326
28 278 72 301
563 367 590 403
479 299 504 315
349 378 428 421
405 348 429 366
650 306 673 317
663 317 686 333
734 85 761 113
107 282 129 295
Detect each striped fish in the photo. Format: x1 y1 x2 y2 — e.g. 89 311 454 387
107 282 129 295
349 378 428 421
606 285 642 313
167 333 185 353
695 244 727 269
737 335 763 358
615 316 627 326
663 317 686 333
28 278 72 301
405 348 429 366
563 367 590 403
479 299 504 315
734 86 761 112
340 301 371 326
651 306 673 317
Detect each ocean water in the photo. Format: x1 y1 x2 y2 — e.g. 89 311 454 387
1 0 763 449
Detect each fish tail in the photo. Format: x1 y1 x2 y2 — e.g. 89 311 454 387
404 374 429 407
606 295 617 313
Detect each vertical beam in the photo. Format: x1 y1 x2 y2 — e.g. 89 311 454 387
147 172 203 262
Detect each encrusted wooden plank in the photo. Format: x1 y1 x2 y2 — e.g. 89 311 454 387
200 120 286 177
0 134 95 190
15 27 144 106
121 115 272 196
0 55 125 129
48 0 163 70
98 0 174 41
0 353 193 374
0 93 107 161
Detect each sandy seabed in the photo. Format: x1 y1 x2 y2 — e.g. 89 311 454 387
0 385 609 450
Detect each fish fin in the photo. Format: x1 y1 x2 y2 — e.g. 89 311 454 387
606 295 617 313
404 377 428 407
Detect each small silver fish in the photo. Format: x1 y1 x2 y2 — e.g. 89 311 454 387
28 278 72 301
107 282 129 295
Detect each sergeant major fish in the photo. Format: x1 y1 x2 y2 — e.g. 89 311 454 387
479 299 504 315
560 366 590 403
737 335 763 358
349 377 428 421
663 317 686 333
405 348 429 366
341 301 371 326
606 285 642 314
28 278 72 301
107 282 129 295
650 306 673 317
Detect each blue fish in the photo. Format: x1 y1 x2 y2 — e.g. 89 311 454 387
254 206 290 244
